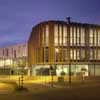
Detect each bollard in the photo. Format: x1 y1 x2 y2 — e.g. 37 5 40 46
21 73 24 88
51 74 54 87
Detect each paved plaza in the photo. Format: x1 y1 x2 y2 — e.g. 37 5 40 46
0 75 100 100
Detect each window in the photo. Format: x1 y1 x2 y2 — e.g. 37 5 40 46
81 28 85 46
89 29 93 46
3 49 4 57
45 48 49 62
98 49 100 60
94 30 97 46
6 49 9 57
45 25 49 46
42 25 49 46
73 27 76 45
70 49 76 60
77 27 80 46
63 49 67 61
98 30 100 46
42 27 45 45
55 48 59 62
70 49 73 59
73 49 76 60
70 27 80 46
70 27 73 46
14 50 16 58
94 49 97 60
54 24 58 46
37 48 40 63
59 25 62 45
80 49 85 60
90 49 93 60
77 49 80 60
63 25 67 46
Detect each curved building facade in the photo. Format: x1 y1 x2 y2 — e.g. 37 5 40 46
28 20 100 76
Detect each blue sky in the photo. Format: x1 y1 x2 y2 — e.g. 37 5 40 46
0 0 100 47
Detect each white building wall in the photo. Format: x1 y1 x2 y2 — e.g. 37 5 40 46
0 43 28 67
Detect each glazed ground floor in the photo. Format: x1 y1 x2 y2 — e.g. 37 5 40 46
0 64 100 76
0 67 29 75
32 64 100 76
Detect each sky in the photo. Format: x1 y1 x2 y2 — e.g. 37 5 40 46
0 0 100 47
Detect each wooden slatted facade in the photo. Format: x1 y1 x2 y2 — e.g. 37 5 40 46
28 20 100 76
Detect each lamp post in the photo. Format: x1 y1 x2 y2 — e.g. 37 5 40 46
69 63 71 86
50 65 53 87
55 48 59 75
50 47 58 87
68 21 71 87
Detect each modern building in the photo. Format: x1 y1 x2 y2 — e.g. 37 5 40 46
0 43 28 75
28 20 100 76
